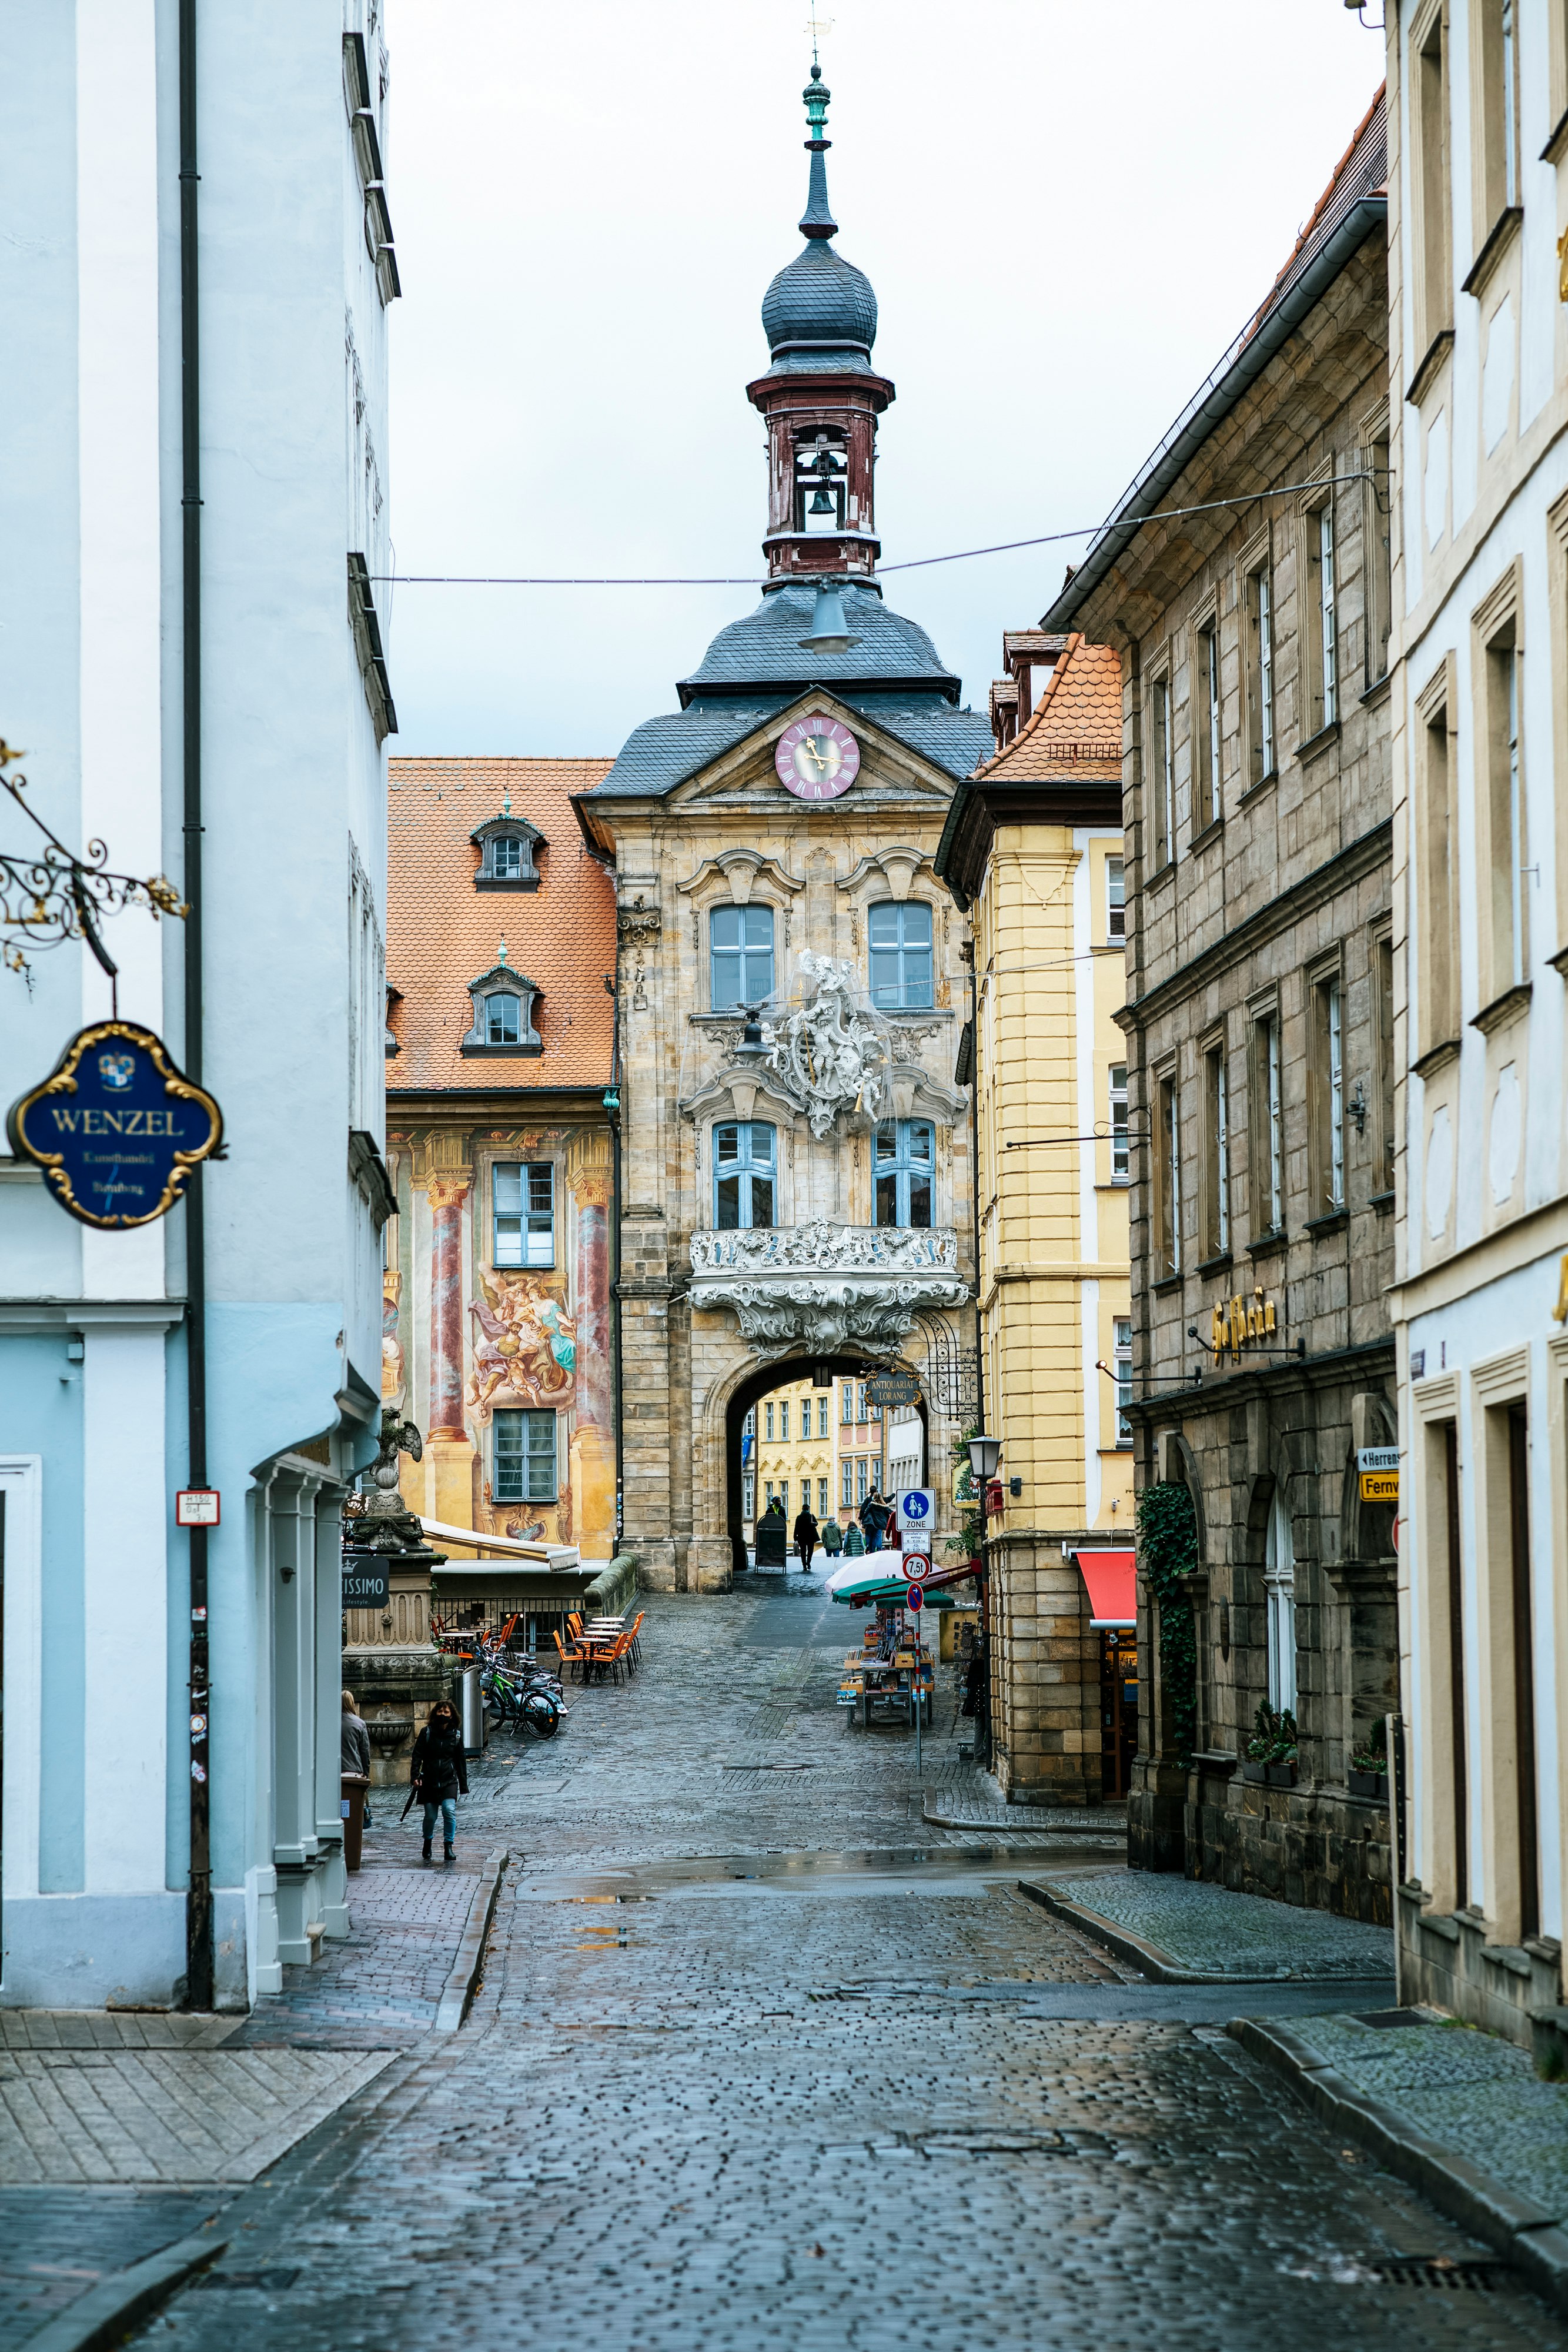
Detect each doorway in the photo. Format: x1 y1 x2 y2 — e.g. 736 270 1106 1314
725 1358 928 1579
1100 1628 1138 1798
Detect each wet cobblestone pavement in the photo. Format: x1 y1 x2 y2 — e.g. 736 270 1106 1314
115 1585 1568 2350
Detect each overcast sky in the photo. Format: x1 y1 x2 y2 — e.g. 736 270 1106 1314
385 1 1385 759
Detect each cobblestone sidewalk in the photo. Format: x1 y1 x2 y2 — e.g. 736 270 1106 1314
228 1857 486 2046
1032 1866 1398 1980
1256 2009 1568 2224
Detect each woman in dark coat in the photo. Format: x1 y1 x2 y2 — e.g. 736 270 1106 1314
793 1504 820 1575
410 1698 467 1863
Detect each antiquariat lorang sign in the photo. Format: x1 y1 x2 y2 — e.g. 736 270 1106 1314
6 1020 223 1228
1209 1287 1280 1362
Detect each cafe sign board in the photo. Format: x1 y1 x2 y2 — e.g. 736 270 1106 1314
6 1021 222 1227
1358 1446 1399 1504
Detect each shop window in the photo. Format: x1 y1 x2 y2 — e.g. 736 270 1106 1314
494 1408 557 1503
1106 856 1125 940
493 1162 554 1268
868 901 934 1011
714 1121 776 1230
710 904 775 1010
874 1118 934 1228
1114 1319 1133 1444
1265 1487 1297 1713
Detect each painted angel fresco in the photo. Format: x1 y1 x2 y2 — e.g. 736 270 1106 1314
466 1268 577 1420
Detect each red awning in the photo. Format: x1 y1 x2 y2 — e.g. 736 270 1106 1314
1073 1548 1136 1626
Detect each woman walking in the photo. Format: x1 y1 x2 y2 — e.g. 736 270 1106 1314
409 1697 467 1864
793 1501 820 1575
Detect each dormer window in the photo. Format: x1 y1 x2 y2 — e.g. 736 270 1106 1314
460 959 542 1057
471 806 545 893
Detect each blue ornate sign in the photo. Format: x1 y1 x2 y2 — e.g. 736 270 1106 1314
6 1020 223 1228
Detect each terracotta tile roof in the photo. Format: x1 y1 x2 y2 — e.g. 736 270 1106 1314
969 634 1122 783
387 756 616 1094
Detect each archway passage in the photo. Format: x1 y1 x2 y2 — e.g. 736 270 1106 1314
724 1354 930 1579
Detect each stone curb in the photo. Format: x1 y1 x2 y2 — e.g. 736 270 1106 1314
922 1797 1126 1832
20 2226 228 2352
1229 2016 1568 2317
434 1847 508 2030
1015 1880 1396 1987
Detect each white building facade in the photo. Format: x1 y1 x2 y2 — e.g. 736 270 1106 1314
0 1 397 2007
1386 0 1568 2046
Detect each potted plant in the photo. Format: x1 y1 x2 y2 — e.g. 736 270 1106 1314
1349 1724 1389 1800
1242 1701 1287 1784
1265 1711 1299 1788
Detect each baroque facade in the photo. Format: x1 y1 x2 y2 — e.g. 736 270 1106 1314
1047 96 1400 1917
573 65 989 1590
937 633 1135 1806
1386 0 1568 2048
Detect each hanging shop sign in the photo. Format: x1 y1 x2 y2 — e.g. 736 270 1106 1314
1209 1287 1279 1362
1358 1446 1399 1504
6 1021 222 1228
867 1372 921 1409
342 1561 392 1610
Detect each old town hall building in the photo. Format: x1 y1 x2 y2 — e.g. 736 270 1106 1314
573 66 991 1588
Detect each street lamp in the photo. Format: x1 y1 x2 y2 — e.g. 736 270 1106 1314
968 1433 1002 1484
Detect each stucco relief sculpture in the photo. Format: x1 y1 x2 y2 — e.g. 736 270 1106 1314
761 951 890 1136
693 1275 969 1362
691 1221 957 1274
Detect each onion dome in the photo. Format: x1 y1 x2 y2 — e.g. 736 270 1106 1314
759 64 878 372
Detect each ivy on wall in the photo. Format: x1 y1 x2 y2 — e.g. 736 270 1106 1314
1136 1481 1198 1768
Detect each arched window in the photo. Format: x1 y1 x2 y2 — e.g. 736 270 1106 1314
714 1121 776 1229
1264 1487 1297 1713
486 992 522 1045
710 904 775 1010
874 1119 934 1228
868 901 933 1010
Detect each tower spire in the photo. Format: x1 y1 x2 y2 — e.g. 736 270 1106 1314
799 62 837 240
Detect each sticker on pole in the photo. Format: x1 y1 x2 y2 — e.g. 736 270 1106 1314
902 1551 932 1582
905 1585 924 1612
896 1488 934 1530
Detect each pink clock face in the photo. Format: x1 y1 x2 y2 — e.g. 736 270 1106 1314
774 714 860 800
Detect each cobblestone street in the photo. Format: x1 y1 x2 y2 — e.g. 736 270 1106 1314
70 1585 1568 2347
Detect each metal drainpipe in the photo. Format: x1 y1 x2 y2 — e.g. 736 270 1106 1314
179 0 213 2012
966 944 992 1770
607 985 624 1553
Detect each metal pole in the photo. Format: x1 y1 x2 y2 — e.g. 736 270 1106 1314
179 0 213 2013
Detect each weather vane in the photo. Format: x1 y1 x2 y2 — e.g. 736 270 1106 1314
805 8 833 65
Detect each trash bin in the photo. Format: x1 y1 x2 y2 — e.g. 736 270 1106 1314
457 1665 486 1755
340 1772 370 1873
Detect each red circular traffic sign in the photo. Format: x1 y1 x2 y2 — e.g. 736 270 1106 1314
905 1585 924 1612
902 1552 931 1581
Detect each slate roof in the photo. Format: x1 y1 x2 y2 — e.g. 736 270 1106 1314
387 756 616 1093
969 634 1122 784
586 690 991 801
678 582 958 701
760 239 877 371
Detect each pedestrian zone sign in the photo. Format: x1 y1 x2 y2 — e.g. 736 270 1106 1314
897 1488 934 1530
1358 1446 1399 1504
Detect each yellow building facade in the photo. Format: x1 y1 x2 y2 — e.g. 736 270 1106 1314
936 634 1134 1805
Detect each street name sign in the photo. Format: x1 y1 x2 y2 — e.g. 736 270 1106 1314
1358 1446 1399 1504
7 1020 222 1227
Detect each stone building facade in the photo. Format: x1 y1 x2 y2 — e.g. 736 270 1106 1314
1045 95 1400 1918
573 65 989 1589
937 633 1135 1808
1385 0 1568 2049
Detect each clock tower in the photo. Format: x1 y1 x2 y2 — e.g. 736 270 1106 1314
572 63 992 1592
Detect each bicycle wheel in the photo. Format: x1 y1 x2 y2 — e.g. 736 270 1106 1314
521 1690 560 1739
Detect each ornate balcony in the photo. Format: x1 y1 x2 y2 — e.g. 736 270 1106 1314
690 1220 968 1358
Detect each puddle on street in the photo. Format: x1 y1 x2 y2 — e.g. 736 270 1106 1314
527 1844 1121 1905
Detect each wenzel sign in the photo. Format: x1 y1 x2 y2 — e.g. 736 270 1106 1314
7 1020 223 1228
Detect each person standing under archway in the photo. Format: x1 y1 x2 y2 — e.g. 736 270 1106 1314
793 1499 820 1575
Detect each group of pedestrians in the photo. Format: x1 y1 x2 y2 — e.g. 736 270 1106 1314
755 1486 895 1574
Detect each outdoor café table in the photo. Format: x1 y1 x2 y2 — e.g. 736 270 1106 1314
854 1663 932 1731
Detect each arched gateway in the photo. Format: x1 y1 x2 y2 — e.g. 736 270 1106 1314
573 65 988 1589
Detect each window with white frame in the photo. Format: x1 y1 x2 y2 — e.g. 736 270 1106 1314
818 1477 828 1516
493 1162 554 1268
856 1458 870 1504
710 904 775 1010
1252 1011 1284 1236
841 1459 854 1507
841 1382 853 1424
1313 502 1339 730
1106 856 1125 940
817 1396 828 1438
1198 620 1222 830
1109 1064 1129 1181
874 1118 934 1228
1114 1318 1133 1443
1203 1043 1230 1259
714 1122 776 1229
868 901 934 1011
765 1402 775 1441
1247 563 1275 783
494 1408 557 1502
1151 674 1175 866
780 1399 790 1442
743 1473 755 1519
1265 1486 1298 1712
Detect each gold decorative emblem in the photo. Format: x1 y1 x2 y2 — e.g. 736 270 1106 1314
1211 1287 1278 1364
